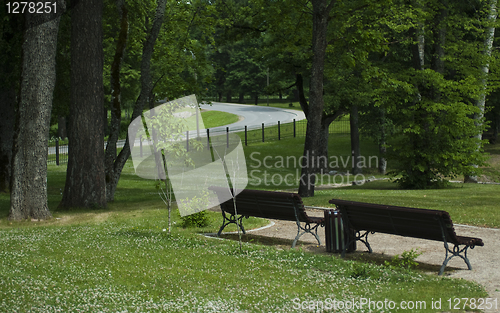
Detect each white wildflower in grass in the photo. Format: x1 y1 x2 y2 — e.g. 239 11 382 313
0 217 487 312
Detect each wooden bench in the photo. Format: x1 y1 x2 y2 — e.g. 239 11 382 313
209 187 324 248
328 199 484 275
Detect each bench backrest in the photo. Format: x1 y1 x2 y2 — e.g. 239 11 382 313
209 187 309 222
329 199 461 244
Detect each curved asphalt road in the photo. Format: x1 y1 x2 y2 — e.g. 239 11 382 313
200 102 305 131
48 102 306 155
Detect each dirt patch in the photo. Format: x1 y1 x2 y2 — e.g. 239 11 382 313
49 211 113 226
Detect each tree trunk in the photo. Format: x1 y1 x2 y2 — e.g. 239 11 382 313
317 111 344 172
58 116 67 139
60 0 107 209
0 87 16 193
465 0 497 183
350 104 361 175
105 0 168 202
298 0 333 197
9 2 64 220
494 110 499 143
494 119 499 143
295 73 309 119
318 121 330 173
378 109 387 174
105 1 129 202
0 14 22 193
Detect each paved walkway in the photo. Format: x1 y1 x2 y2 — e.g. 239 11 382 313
230 215 500 312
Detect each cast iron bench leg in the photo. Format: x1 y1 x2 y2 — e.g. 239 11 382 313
341 230 373 258
217 211 246 237
438 220 474 275
439 242 473 275
292 221 322 248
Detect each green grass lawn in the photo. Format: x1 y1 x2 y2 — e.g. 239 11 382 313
307 181 500 228
244 134 390 190
199 110 240 128
0 216 487 312
1 134 498 312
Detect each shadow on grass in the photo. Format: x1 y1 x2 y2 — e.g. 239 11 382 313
216 233 299 247
215 233 460 275
342 251 460 275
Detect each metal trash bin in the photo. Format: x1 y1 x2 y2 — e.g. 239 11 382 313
324 209 356 253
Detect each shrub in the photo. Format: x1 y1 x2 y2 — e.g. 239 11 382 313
180 210 210 228
384 248 422 270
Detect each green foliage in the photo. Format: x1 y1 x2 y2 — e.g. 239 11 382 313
387 91 487 189
369 1 492 189
146 100 203 165
146 97 206 232
384 248 422 270
180 210 210 228
347 261 373 279
178 190 211 216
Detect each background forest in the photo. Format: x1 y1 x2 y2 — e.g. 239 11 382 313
1 0 500 220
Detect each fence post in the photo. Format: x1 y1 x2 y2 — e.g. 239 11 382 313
293 119 296 138
226 127 229 148
245 125 248 146
206 129 210 149
55 139 59 166
262 123 265 142
278 121 281 140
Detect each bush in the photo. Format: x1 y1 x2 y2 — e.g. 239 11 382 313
180 210 210 228
384 248 422 270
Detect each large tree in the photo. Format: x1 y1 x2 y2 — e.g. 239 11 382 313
223 38 268 104
465 0 498 183
0 13 23 193
9 1 64 220
104 0 168 202
377 0 489 188
60 0 107 208
298 0 334 197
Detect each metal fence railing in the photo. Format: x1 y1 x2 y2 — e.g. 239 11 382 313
206 116 350 146
47 116 350 165
47 140 68 165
